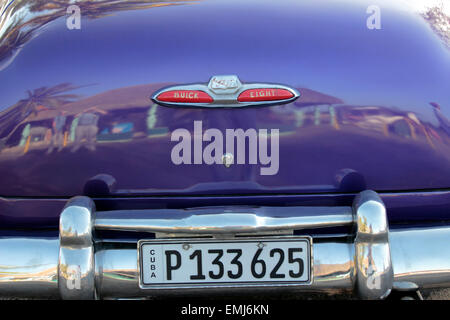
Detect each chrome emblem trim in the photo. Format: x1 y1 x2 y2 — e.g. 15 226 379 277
151 75 300 108
208 75 241 94
222 152 234 168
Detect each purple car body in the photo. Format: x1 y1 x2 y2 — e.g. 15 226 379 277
0 0 449 299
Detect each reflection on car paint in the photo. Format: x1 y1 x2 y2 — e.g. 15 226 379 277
0 80 448 196
0 0 449 197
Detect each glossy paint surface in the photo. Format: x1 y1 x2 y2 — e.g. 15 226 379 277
0 0 449 200
1 190 450 229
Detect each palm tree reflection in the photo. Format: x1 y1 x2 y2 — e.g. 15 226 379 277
0 83 82 141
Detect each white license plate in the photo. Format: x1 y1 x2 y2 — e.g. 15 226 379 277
138 237 312 287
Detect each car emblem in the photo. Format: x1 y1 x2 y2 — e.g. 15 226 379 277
208 75 241 94
151 75 300 108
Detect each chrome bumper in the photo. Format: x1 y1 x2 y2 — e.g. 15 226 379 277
0 190 449 299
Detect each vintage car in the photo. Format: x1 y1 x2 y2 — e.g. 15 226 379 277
0 0 449 300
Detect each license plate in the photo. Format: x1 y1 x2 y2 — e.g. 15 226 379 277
138 237 312 288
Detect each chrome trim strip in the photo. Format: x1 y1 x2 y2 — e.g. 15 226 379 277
1 226 450 298
390 227 450 288
353 190 393 299
90 226 450 298
58 196 96 300
94 206 354 235
0 238 59 298
1 191 449 299
151 75 300 108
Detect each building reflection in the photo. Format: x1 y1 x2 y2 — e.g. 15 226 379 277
0 80 448 197
71 108 107 152
0 82 448 157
